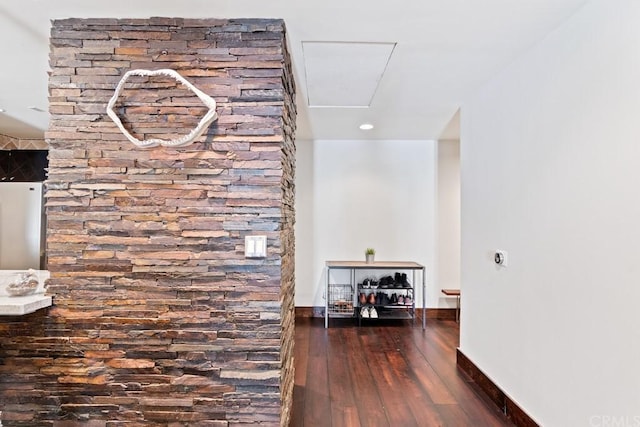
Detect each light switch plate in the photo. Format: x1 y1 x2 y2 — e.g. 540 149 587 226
245 235 267 258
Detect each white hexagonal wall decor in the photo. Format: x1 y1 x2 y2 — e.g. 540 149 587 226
106 68 218 148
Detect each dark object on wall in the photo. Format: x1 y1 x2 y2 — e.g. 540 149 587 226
0 150 48 182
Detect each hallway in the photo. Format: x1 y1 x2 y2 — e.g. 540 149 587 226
290 317 513 426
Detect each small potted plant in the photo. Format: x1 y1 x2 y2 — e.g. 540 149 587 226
365 248 375 264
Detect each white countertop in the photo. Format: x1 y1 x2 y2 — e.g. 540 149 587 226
0 293 52 315
0 270 52 315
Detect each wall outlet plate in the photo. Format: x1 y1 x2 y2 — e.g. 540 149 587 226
245 235 267 258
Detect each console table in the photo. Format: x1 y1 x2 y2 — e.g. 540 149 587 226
325 261 426 329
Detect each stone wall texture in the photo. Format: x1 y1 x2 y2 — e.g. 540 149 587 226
0 18 296 426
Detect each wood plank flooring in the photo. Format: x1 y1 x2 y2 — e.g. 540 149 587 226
290 317 514 427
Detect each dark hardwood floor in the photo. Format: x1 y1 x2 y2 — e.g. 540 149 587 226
290 317 514 427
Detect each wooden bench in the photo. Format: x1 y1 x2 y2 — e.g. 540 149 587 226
441 289 461 322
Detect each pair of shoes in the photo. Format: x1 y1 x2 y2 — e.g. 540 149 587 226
379 276 394 288
362 278 379 289
360 306 378 319
391 272 412 288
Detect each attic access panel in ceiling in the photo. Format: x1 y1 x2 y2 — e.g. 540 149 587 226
302 41 396 108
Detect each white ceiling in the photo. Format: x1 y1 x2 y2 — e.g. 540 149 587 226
0 0 588 141
302 41 396 107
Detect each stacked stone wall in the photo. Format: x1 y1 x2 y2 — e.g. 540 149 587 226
0 18 296 426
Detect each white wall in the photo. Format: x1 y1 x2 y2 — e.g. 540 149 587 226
460 1 640 425
294 139 316 306
436 139 460 308
0 182 44 270
295 139 445 308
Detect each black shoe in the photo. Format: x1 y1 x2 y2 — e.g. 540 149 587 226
390 293 398 305
380 293 390 306
401 273 411 288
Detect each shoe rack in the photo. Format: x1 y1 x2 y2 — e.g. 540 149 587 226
325 261 426 329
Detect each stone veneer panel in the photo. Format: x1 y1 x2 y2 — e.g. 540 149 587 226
0 18 296 426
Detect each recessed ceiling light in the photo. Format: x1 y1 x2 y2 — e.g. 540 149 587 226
359 123 374 130
0 108 5 113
